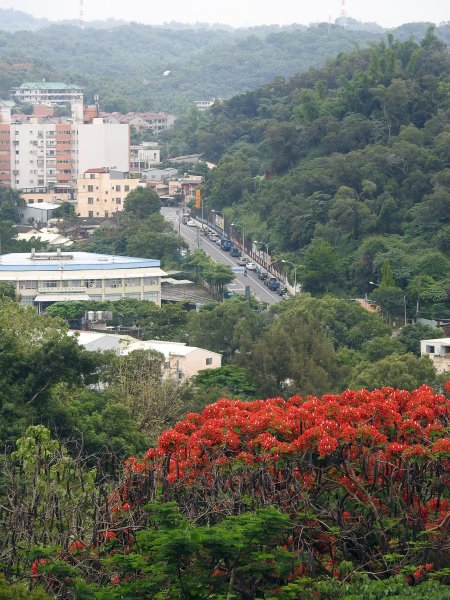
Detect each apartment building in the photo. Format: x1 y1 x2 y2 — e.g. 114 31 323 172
12 81 83 107
130 143 160 173
0 103 130 194
0 101 14 187
77 168 141 218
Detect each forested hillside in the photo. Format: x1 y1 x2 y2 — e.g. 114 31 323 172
168 28 450 320
1 18 450 112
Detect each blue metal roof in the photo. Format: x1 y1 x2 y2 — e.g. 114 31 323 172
0 252 160 272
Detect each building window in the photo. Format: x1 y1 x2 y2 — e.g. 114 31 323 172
88 211 93 218
116 198 121 204
85 279 102 288
206 357 213 365
143 291 158 303
87 185 94 192
106 278 122 288
115 185 121 191
124 185 130 192
19 280 38 290
125 277 141 286
88 197 93 205
426 345 435 353
143 277 157 286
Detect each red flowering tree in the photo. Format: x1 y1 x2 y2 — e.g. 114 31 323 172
31 384 450 595
109 384 450 579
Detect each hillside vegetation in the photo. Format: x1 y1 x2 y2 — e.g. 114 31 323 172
169 28 450 320
1 17 450 112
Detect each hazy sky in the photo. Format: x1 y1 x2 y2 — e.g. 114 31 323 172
1 0 449 29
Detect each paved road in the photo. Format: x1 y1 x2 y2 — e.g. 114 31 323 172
162 207 282 306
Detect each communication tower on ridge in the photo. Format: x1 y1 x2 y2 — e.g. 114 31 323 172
339 0 348 27
79 0 85 30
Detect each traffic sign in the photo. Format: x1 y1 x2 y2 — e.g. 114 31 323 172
232 266 245 273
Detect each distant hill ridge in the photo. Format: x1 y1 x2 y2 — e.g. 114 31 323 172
0 9 449 114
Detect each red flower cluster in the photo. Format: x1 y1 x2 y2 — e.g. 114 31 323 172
132 385 449 484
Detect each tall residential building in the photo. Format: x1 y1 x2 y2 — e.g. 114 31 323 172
77 168 141 218
0 104 130 195
12 82 84 107
0 101 15 187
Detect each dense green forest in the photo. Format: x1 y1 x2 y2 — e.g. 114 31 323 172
1 13 450 112
163 28 450 321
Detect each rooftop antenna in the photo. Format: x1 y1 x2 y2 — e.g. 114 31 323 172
79 0 85 30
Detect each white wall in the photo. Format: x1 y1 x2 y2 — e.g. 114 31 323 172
77 121 130 174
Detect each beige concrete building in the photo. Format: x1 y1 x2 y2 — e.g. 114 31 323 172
0 251 166 310
76 168 141 218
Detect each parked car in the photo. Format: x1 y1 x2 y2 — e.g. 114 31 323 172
245 261 257 271
267 277 280 291
237 257 247 266
258 270 268 280
277 285 288 296
230 246 241 257
186 219 197 227
209 233 218 242
221 239 232 251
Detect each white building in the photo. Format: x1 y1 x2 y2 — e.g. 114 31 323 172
194 99 221 111
1 104 129 193
70 330 222 380
15 227 73 249
15 201 60 225
130 143 160 173
0 251 166 310
77 119 130 175
420 338 450 373
12 82 83 107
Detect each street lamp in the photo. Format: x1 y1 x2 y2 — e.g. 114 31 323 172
282 259 300 295
211 209 225 236
253 240 269 256
231 223 245 253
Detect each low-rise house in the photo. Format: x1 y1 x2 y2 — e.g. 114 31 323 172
15 201 60 225
420 337 450 373
142 167 178 182
15 227 73 248
70 330 222 380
